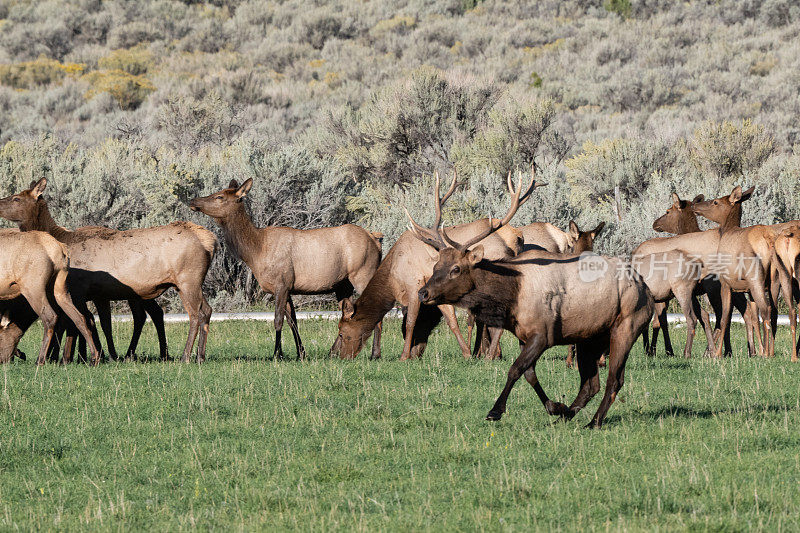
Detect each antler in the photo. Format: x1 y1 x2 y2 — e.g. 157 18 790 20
444 165 542 251
403 170 459 251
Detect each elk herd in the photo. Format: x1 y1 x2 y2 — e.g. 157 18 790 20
2 169 800 428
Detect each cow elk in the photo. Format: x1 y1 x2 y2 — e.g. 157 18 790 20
191 178 383 360
0 230 103 364
411 173 654 428
692 186 788 359
0 179 216 363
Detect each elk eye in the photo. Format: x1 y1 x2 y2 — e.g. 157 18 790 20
12 197 20 202
215 196 223 200
450 265 461 277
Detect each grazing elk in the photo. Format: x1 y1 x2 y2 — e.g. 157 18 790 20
0 230 103 364
410 173 654 428
0 179 216 363
692 186 789 358
335 172 528 360
191 178 383 360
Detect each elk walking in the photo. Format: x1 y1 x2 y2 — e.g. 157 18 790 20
409 172 653 427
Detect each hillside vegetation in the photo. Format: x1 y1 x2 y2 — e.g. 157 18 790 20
1 0 799 308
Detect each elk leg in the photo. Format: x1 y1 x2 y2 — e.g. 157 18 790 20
586 315 641 429
408 305 442 359
466 314 475 353
750 282 774 358
439 305 470 359
563 341 604 419
486 336 546 421
677 291 700 359
734 295 756 357
285 296 305 360
400 298 420 361
177 283 211 364
272 291 288 361
144 299 169 361
52 276 103 365
95 299 118 361
472 318 485 357
486 327 503 360
370 320 382 360
23 289 58 366
566 345 575 368
125 299 147 361
656 306 674 357
713 283 733 359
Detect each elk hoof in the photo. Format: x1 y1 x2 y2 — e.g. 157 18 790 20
485 410 503 421
584 421 601 430
546 401 571 417
297 350 306 361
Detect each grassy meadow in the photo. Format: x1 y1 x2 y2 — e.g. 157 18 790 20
1 317 800 530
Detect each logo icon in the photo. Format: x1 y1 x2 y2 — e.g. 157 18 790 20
578 252 608 282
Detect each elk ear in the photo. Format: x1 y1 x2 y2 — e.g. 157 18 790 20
728 186 743 204
341 298 355 319
568 220 580 240
31 178 47 199
692 194 705 203
591 221 605 239
235 178 253 201
228 179 240 189
671 192 681 207
741 186 755 202
467 245 484 265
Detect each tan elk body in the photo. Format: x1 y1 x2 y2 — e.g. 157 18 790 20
191 178 383 359
0 179 216 363
0 230 102 364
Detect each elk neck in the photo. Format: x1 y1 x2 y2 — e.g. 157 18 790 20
675 212 701 234
216 204 264 266
350 248 398 330
457 262 520 329
20 200 72 242
719 202 743 231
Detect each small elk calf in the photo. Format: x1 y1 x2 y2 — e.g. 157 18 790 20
409 172 653 427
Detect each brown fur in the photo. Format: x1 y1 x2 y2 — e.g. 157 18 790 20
418 247 654 428
0 230 102 364
0 179 216 363
191 178 382 360
693 186 796 359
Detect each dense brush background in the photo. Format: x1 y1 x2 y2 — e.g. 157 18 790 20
1 0 799 310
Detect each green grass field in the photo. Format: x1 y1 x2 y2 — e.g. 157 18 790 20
3 317 800 531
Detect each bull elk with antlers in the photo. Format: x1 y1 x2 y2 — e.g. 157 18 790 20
335 171 529 360
409 173 654 427
191 178 383 360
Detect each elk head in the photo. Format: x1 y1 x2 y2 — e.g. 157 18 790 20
335 299 374 359
409 167 540 305
569 220 605 254
190 178 253 220
0 178 47 226
652 193 705 233
692 185 754 227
